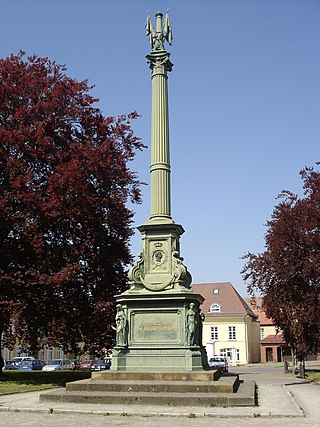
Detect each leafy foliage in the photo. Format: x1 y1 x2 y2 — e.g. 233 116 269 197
242 164 320 358
0 52 145 363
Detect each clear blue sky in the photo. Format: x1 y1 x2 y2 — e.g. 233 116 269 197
1 0 319 295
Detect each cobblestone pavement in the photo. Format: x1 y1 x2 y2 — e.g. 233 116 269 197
0 363 319 426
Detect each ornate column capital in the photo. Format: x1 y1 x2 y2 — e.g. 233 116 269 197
146 51 173 76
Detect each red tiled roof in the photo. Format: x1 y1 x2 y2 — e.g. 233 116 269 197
261 334 286 344
243 297 274 325
251 308 274 325
192 282 257 318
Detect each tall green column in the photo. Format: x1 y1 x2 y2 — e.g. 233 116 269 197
111 12 208 372
146 12 173 222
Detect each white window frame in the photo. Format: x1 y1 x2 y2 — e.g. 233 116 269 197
228 326 236 340
56 348 64 359
210 326 218 341
209 303 221 313
221 348 240 362
48 347 54 360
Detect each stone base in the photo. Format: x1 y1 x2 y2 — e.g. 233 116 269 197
112 291 208 372
111 347 206 371
39 371 256 407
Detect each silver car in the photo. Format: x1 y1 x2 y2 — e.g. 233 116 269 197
42 359 72 371
208 356 228 372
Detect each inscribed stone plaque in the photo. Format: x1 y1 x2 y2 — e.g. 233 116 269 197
132 311 179 344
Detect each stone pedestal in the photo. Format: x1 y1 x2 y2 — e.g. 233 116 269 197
111 291 208 371
111 219 208 372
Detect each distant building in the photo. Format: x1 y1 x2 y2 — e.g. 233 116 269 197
247 298 291 363
2 344 72 363
2 340 93 364
247 298 320 363
193 282 260 365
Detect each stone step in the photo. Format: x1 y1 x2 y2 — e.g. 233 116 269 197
40 380 255 407
92 369 221 381
66 376 239 394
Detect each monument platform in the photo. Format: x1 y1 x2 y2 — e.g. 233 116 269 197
40 370 256 407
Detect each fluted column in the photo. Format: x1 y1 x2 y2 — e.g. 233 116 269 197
146 12 173 221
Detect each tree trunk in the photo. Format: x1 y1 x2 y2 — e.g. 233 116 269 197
0 322 4 376
291 348 296 375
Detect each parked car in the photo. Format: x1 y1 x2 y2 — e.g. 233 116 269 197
4 356 35 369
4 360 20 370
71 360 81 370
80 360 94 371
42 359 72 371
19 359 45 371
12 356 35 365
208 356 229 372
91 358 112 372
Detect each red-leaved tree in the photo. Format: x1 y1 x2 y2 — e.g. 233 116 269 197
242 164 320 360
0 52 145 372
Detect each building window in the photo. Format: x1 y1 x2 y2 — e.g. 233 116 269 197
228 326 236 340
213 288 219 294
48 347 54 360
209 303 221 313
210 326 218 341
260 327 265 340
221 348 240 362
56 348 64 359
3 348 12 360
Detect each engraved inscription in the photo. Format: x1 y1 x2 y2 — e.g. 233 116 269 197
137 321 175 333
132 311 179 343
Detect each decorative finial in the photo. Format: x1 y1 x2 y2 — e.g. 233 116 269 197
145 11 173 51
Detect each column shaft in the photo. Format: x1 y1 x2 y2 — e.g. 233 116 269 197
150 68 171 219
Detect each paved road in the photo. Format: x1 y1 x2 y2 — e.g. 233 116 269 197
0 363 319 426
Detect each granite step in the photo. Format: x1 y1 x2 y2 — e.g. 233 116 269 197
92 369 221 381
66 376 239 394
40 379 255 407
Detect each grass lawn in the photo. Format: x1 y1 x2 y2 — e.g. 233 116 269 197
306 370 320 383
0 370 91 394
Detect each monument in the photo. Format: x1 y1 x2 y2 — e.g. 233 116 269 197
111 11 208 372
40 14 256 405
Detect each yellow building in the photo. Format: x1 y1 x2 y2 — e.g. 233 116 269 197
193 282 261 365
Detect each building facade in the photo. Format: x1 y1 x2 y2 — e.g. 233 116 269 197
193 282 261 365
2 344 80 363
248 299 291 363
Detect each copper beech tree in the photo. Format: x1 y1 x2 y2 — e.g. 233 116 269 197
0 52 145 372
242 165 320 360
